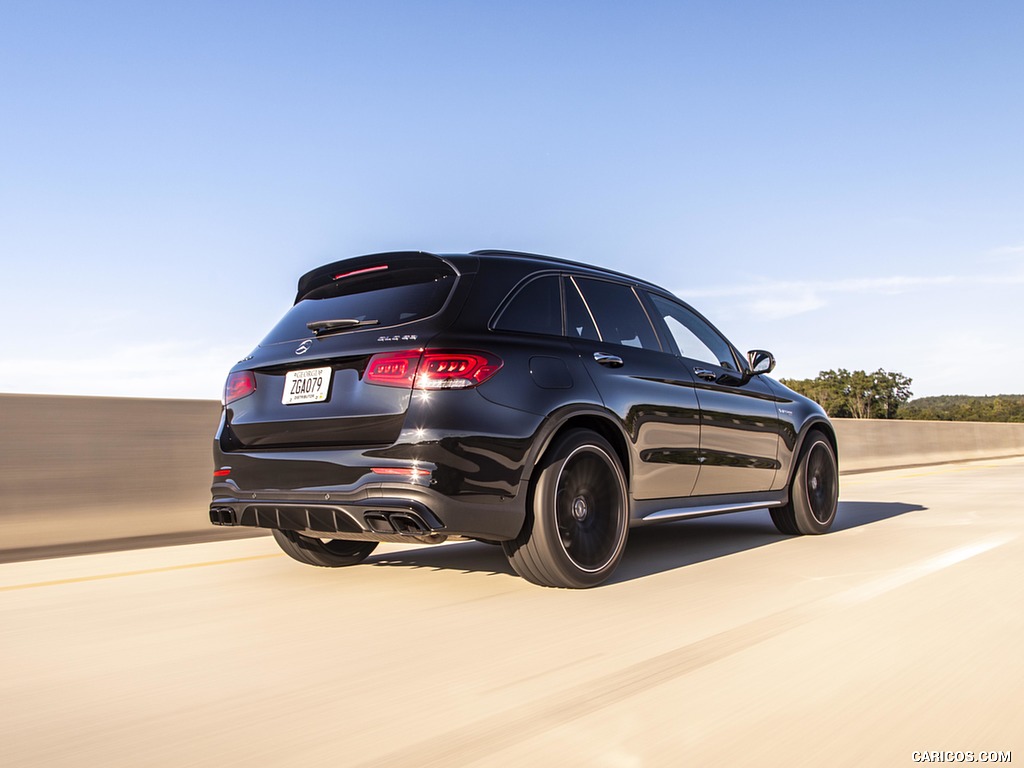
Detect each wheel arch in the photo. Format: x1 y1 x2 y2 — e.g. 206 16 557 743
788 418 839 486
522 407 632 490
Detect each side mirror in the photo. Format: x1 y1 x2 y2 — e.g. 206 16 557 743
747 349 775 376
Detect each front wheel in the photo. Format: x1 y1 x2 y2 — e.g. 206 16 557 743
503 429 629 588
272 529 378 567
771 432 838 535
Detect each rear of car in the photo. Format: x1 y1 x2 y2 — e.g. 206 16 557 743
220 252 466 452
210 251 538 549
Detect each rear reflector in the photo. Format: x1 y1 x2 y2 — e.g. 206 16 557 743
224 371 256 404
213 469 231 478
365 349 502 390
371 467 429 478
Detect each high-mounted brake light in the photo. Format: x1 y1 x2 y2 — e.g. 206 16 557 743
224 371 256 404
365 350 502 390
333 264 389 280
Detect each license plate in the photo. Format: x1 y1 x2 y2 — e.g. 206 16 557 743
282 367 332 405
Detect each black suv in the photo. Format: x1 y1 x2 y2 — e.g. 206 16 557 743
210 250 838 588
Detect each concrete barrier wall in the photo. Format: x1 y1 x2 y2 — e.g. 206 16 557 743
2 394 1023 554
0 394 224 553
833 418 1024 472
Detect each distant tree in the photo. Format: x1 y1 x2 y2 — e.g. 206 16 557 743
846 369 877 419
817 369 852 417
872 369 914 419
780 369 914 419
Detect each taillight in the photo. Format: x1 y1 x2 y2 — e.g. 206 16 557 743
224 371 256 404
417 351 502 389
365 350 503 390
365 350 422 388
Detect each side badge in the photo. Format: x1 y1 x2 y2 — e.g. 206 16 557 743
295 339 314 355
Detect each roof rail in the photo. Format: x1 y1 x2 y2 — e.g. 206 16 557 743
470 249 656 287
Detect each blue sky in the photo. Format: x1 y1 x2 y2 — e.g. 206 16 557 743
2 0 1022 400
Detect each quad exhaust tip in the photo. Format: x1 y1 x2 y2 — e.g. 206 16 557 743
363 511 432 535
209 507 236 526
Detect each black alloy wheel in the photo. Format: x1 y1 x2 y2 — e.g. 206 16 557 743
770 432 838 536
272 529 378 567
803 440 838 525
504 429 629 588
555 445 625 571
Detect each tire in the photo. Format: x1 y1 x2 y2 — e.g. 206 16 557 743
771 432 839 535
272 529 378 567
503 429 629 588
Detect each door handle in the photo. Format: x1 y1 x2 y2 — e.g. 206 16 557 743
593 352 624 368
693 367 718 382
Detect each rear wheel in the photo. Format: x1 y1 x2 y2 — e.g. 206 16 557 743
771 432 838 535
272 529 378 567
503 429 629 588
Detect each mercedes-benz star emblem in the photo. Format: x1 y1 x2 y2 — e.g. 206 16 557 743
295 339 314 355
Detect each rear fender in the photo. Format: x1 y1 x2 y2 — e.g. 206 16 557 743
519 406 633 489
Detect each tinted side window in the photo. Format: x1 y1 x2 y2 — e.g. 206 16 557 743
494 275 562 336
564 278 600 340
573 277 660 351
648 294 737 370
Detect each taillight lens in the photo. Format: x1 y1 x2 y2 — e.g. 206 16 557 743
417 351 502 389
224 371 256 404
365 350 502 390
364 350 422 388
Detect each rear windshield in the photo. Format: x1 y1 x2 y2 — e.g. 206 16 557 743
260 266 456 345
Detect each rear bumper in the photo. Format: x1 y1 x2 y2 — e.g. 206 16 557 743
210 495 446 541
211 391 546 541
209 482 526 542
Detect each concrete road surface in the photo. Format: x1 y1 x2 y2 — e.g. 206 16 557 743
2 458 1021 767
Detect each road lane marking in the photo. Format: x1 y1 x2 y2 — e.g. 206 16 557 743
891 465 1005 479
832 535 1012 605
355 533 1017 768
840 462 1010 486
0 553 283 592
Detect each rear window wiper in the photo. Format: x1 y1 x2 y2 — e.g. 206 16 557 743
306 318 380 337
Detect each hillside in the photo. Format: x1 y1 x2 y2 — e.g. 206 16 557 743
899 394 1024 422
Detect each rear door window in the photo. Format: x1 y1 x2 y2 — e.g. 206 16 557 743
564 278 600 340
572 277 661 351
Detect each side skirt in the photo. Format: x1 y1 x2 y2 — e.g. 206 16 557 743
631 490 789 526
